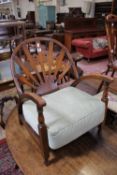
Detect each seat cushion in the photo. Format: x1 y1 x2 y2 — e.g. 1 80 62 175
23 87 105 150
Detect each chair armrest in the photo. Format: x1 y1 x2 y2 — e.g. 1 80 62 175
18 92 46 109
18 92 47 128
78 73 113 84
18 92 46 120
74 73 113 106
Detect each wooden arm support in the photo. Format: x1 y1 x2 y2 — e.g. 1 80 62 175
18 92 47 126
18 92 46 110
72 73 113 87
78 73 113 119
78 73 113 84
18 92 49 164
75 73 113 124
73 73 113 105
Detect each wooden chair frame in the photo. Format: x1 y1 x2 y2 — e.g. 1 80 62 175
105 14 117 75
98 14 117 92
11 37 113 165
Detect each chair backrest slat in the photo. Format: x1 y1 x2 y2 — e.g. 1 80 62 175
58 63 70 84
22 45 44 83
47 41 54 76
54 49 65 78
37 52 47 81
17 75 37 89
15 57 39 86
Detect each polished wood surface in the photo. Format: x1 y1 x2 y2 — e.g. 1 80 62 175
6 107 117 175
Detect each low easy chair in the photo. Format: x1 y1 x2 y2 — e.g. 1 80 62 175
11 37 113 165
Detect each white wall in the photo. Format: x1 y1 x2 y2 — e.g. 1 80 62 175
45 0 112 13
61 0 112 13
59 0 83 13
19 0 35 18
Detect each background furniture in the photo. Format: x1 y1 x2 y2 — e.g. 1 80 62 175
111 0 117 15
95 2 112 27
0 60 14 91
0 59 17 129
72 36 108 61
56 7 84 23
38 5 55 29
64 17 105 52
69 7 84 17
26 11 35 25
103 14 117 77
0 20 25 57
97 14 117 127
0 96 17 128
0 20 25 128
11 37 112 164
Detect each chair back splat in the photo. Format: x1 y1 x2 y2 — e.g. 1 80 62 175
11 37 78 95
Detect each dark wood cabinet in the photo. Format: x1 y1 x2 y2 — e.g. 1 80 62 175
95 2 112 28
111 0 117 14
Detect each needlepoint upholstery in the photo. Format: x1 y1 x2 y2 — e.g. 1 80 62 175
23 87 105 149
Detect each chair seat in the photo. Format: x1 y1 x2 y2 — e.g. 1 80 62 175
23 87 105 150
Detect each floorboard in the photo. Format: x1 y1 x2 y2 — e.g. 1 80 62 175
6 108 117 175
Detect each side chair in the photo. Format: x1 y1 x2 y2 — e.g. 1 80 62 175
95 14 117 126
104 14 117 77
10 37 113 165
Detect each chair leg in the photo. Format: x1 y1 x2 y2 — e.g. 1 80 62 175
111 70 115 77
98 124 102 135
18 115 23 125
39 123 49 165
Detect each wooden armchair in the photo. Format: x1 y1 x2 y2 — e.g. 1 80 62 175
11 37 113 165
97 14 117 125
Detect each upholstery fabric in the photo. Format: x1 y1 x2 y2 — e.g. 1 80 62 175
72 36 108 60
23 87 105 149
93 38 108 49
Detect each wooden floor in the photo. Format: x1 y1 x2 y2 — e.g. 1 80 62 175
6 107 117 175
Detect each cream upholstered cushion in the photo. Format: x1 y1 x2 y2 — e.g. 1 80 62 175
23 87 105 150
95 91 117 113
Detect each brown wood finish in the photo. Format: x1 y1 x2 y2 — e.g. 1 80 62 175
105 14 117 71
11 37 78 95
98 13 117 92
111 0 117 14
6 107 117 175
11 37 113 164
